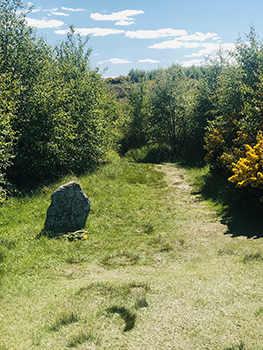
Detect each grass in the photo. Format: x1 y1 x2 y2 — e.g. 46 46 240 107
0 159 263 349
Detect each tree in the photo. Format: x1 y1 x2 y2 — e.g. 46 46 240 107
149 73 196 155
204 26 263 172
0 73 16 200
0 2 120 188
53 27 119 174
0 0 35 78
121 83 151 151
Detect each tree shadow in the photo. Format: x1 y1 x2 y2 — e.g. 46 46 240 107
198 170 263 239
6 163 101 198
221 208 263 239
107 306 136 332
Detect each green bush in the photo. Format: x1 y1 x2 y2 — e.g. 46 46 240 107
0 3 120 189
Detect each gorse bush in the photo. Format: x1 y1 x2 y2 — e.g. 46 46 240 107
228 132 263 189
204 114 250 172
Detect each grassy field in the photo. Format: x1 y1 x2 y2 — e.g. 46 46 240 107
1 159 263 349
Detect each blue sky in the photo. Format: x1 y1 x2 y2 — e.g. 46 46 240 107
26 0 263 77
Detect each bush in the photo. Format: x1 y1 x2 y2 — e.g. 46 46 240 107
0 3 120 189
228 132 263 189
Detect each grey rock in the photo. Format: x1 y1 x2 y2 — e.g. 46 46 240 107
44 181 91 233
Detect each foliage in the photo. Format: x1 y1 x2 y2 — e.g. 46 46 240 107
204 26 263 175
121 82 152 151
0 0 34 78
0 73 17 200
105 75 131 84
204 114 249 171
120 65 202 163
52 28 119 175
0 0 35 194
128 68 148 83
228 132 263 189
3 0 263 208
149 72 197 156
0 2 120 189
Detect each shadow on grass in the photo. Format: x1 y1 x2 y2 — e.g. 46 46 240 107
49 312 78 332
6 162 101 199
221 209 263 239
67 331 95 348
198 170 263 239
223 340 249 350
107 306 136 332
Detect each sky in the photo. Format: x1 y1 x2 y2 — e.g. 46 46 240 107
25 0 263 77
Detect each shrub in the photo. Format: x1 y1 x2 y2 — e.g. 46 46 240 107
228 132 263 189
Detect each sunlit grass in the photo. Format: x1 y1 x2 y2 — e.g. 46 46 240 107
1 160 263 349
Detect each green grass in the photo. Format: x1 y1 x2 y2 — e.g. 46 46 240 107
1 160 263 349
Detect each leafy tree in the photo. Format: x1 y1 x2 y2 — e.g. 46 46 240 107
0 2 120 188
121 83 152 151
0 73 16 200
234 25 263 92
0 0 35 78
6 39 62 185
53 27 119 174
204 26 263 173
105 75 131 84
149 73 196 155
128 69 147 83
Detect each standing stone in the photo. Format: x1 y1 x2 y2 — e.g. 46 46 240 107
44 181 91 233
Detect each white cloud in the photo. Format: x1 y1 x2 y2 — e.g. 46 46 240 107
149 39 200 49
90 9 144 25
31 8 41 13
185 42 235 58
46 7 58 12
181 59 205 67
38 7 58 13
212 35 221 41
221 43 236 51
60 7 86 12
126 28 187 39
147 31 222 49
115 20 134 26
138 59 160 63
179 32 218 42
98 58 132 64
55 27 124 37
92 53 100 56
125 29 218 41
51 11 69 17
147 29 235 59
29 6 57 13
26 17 65 28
